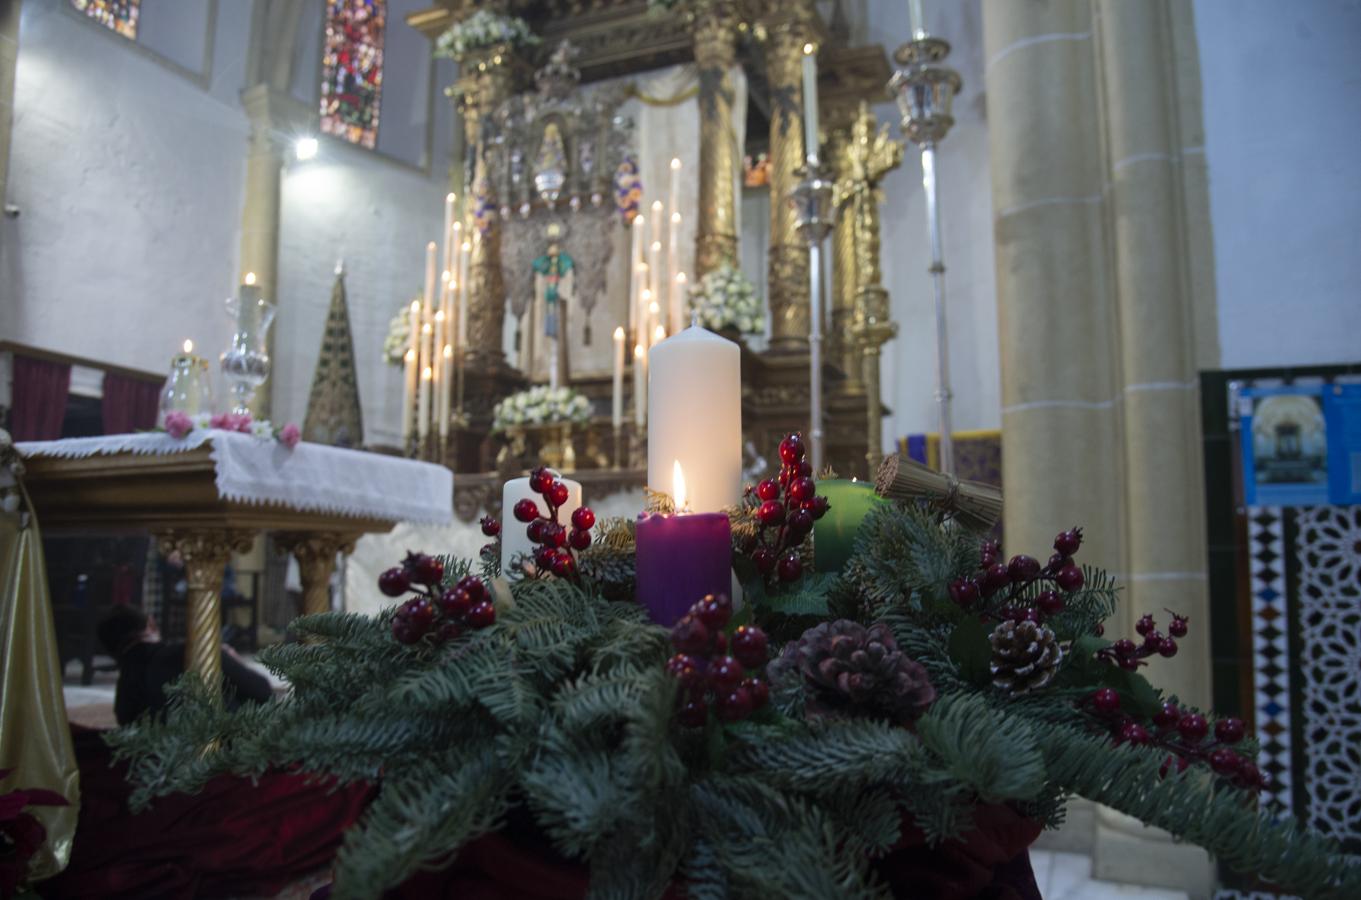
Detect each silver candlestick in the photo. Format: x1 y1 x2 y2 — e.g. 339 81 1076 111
788 157 836 472
889 35 961 475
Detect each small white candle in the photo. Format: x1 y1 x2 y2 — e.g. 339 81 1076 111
647 326 742 513
418 365 432 440
633 344 646 428
402 348 417 444
801 44 819 161
612 326 625 428
501 474 582 573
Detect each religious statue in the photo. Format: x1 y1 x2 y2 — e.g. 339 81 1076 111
521 222 576 387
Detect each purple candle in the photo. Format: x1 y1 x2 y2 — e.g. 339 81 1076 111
636 510 732 627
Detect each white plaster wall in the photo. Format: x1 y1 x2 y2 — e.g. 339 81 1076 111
1195 0 1361 369
1 1 251 393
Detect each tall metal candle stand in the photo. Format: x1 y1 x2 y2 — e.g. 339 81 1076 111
889 34 961 475
789 159 836 472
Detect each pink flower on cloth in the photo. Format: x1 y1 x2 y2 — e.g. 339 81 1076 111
163 410 194 439
211 412 253 433
279 422 301 449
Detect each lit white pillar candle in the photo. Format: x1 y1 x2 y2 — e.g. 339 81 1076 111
801 44 819 161
612 326 625 428
647 326 741 513
501 474 582 573
633 343 646 428
667 211 681 332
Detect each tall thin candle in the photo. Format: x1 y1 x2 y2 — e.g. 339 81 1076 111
633 344 646 428
612 326 625 428
667 211 682 332
801 44 819 161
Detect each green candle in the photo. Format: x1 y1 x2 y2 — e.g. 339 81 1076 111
813 479 888 573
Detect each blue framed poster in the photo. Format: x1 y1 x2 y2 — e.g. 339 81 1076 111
1239 382 1361 506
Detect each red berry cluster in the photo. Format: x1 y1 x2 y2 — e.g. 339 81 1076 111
745 433 829 583
948 527 1087 622
379 552 496 645
1086 689 1266 792
666 593 771 726
1096 610 1189 670
511 467 595 579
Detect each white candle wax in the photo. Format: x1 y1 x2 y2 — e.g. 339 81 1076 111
667 212 681 333
801 47 819 160
633 344 646 428
440 344 453 437
500 474 582 573
441 193 456 280
434 309 448 436
418 365 432 440
647 327 741 513
423 241 438 313
676 272 689 326
629 215 645 333
649 239 663 312
668 158 681 227
612 326 625 428
402 348 416 443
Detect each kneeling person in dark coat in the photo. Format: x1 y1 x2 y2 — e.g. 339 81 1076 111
96 606 275 725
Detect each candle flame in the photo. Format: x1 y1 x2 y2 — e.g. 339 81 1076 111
453 221 462 233
641 288 652 301
670 158 681 171
411 300 421 313
651 200 663 212
673 461 687 511
634 344 644 359
435 310 445 322
244 272 256 286
427 241 437 251
182 339 193 354
405 348 416 363
649 301 660 316
653 324 666 342
675 272 687 284
442 270 451 282
651 240 662 252
613 326 625 341
446 192 456 203
634 215 645 228
671 212 681 224
461 241 471 252
422 366 433 380
422 323 433 335
803 42 815 55
443 344 452 358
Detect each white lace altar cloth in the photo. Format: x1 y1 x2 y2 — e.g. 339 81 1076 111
17 431 453 526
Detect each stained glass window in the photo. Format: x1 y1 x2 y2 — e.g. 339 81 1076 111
320 0 386 150
70 0 140 40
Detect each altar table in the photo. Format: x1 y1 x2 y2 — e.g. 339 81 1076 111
18 430 453 691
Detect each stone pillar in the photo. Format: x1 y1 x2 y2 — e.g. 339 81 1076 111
0 0 20 210
160 530 255 696
982 1 1215 893
690 0 741 276
761 3 816 352
239 86 290 420
455 47 518 365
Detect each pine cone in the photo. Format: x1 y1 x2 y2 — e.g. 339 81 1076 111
988 620 1063 695
768 620 936 726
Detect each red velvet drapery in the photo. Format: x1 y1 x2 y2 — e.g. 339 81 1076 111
9 356 71 441
100 372 161 435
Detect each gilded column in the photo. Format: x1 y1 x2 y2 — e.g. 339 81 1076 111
760 3 817 352
159 530 255 696
846 104 902 472
276 532 358 617
690 0 741 276
455 46 518 364
826 116 860 390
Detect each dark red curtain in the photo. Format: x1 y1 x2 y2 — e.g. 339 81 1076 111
101 372 162 435
9 355 71 441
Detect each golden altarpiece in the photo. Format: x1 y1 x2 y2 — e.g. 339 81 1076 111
405 0 900 519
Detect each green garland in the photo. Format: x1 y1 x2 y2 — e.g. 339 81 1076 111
107 505 1360 899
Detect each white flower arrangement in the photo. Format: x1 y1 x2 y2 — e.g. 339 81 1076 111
687 262 765 335
435 10 540 61
383 305 412 366
492 385 593 432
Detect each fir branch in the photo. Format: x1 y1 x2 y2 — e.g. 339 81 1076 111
914 692 1047 803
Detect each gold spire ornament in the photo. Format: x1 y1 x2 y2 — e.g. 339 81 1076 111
303 261 364 447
